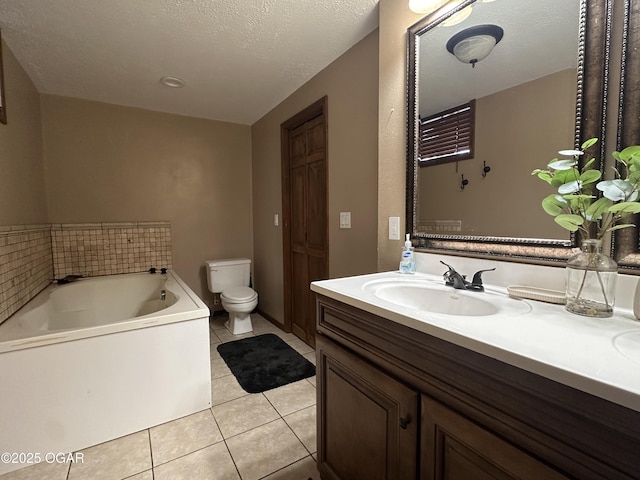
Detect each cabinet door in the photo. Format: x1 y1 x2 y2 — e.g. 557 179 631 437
421 397 568 480
317 335 419 480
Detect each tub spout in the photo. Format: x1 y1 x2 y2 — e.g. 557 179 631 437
56 275 83 284
160 289 166 301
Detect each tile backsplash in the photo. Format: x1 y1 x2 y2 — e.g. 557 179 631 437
0 221 172 325
52 222 172 278
0 225 53 323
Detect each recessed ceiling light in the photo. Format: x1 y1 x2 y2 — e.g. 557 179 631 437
160 76 185 88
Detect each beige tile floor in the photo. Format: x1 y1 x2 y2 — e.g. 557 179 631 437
0 314 320 480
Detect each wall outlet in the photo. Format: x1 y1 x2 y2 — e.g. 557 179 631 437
210 293 224 313
389 216 400 240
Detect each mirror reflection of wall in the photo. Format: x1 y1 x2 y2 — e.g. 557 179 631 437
419 69 576 238
414 0 580 239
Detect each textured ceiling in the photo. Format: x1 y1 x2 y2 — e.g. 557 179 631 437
0 0 379 125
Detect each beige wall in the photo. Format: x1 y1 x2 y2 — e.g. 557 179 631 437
0 40 47 225
378 1 421 271
41 95 252 302
251 31 379 324
419 69 576 239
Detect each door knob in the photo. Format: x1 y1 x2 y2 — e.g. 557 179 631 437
399 414 412 429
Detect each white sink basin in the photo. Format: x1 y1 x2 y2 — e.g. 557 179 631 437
363 278 530 317
613 331 640 365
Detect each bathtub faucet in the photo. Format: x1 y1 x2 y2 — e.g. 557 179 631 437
160 289 166 301
56 274 83 284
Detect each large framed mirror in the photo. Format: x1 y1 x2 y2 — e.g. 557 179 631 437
406 0 612 264
613 0 640 272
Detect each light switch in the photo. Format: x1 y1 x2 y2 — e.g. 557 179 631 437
274 214 279 226
389 216 400 240
340 212 351 229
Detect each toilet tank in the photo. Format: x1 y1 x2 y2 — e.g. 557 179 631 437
205 258 251 293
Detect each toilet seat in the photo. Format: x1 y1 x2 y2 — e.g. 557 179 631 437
221 286 257 304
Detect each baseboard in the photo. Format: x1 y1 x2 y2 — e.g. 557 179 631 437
257 309 289 332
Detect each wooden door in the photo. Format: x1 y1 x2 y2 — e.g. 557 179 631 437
421 397 568 480
317 334 419 480
282 97 328 347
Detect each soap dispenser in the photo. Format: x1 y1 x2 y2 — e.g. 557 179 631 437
399 234 416 274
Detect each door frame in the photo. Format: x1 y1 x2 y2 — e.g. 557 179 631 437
281 96 329 334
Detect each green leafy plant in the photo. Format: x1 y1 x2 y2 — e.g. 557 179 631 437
531 138 640 240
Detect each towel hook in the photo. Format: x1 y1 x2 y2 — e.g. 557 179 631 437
460 174 469 190
482 161 491 177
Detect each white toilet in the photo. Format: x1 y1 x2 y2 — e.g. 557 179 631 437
205 258 258 335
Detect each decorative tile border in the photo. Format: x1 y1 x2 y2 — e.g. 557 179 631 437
0 222 172 325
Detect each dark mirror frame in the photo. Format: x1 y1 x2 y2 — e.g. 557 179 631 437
612 0 640 273
0 28 6 125
406 0 612 265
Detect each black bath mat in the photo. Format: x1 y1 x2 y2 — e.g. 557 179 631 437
217 333 315 394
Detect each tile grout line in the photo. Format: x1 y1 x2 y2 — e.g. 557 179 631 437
147 429 155 480
147 441 225 472
221 416 310 480
222 439 243 480
215 415 283 443
256 455 316 480
281 415 315 457
65 455 71 480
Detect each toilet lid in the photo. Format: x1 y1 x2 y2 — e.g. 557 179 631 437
221 286 257 303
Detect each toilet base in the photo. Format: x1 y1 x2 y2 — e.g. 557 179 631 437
225 312 253 335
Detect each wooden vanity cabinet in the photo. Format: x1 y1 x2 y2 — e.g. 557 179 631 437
421 397 567 480
317 337 418 480
315 295 640 480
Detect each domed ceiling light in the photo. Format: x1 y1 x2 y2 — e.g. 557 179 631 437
446 24 504 68
408 0 448 14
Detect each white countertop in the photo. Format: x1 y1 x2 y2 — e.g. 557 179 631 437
311 271 640 412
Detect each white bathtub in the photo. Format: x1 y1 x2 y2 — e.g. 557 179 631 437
0 271 211 475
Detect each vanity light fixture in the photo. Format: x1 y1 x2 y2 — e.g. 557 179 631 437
446 24 504 67
408 0 448 14
159 76 186 88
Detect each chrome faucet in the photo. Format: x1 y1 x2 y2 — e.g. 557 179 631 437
440 261 495 292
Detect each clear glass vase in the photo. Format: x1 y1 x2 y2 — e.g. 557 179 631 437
565 239 617 318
